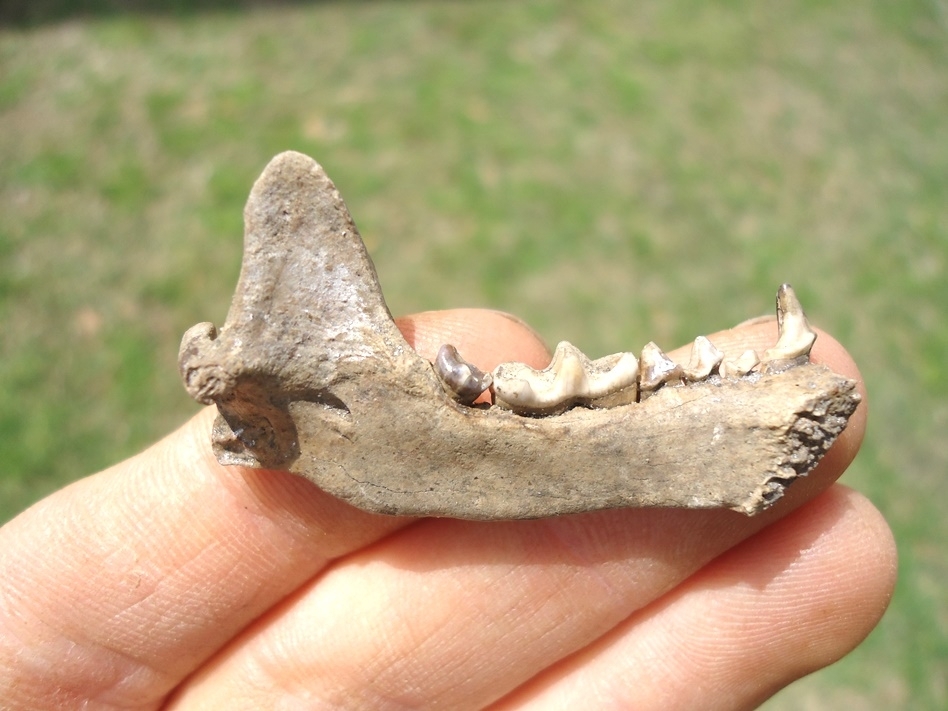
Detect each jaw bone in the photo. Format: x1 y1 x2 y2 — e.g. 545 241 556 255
179 151 860 520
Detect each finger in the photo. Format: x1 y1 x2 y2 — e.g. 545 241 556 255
165 324 868 709
494 485 897 710
396 308 552 369
0 310 547 710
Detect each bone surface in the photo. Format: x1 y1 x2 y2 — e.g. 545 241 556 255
179 151 861 519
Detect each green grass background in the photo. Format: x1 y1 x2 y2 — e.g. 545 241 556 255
1 1 945 707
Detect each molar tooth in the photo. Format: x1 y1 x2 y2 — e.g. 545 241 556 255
639 342 684 391
585 351 640 407
721 349 760 378
682 336 724 381
763 283 816 363
434 344 493 405
492 341 639 414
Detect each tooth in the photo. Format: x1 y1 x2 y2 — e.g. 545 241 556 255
434 344 493 405
721 349 760 377
762 284 816 363
682 336 724 381
639 342 684 391
585 350 640 408
492 341 639 413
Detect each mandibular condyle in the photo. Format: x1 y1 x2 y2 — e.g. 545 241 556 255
179 151 861 520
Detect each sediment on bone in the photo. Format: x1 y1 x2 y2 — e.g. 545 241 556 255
491 341 639 414
434 344 493 404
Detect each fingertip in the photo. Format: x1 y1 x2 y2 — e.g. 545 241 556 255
395 308 551 370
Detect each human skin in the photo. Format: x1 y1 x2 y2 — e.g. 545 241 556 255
0 310 896 710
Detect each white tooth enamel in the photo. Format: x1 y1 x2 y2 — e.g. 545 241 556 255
492 341 639 413
763 283 816 362
639 342 684 391
682 336 724 381
434 344 493 404
721 349 760 377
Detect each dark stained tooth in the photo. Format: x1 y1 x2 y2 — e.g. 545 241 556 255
434 344 493 405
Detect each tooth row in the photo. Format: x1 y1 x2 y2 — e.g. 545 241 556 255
433 284 817 414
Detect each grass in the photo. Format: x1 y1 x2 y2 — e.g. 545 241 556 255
1 0 946 706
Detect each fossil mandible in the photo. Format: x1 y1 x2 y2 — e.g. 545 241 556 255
179 151 861 520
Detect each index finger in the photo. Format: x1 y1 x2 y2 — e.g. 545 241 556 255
0 309 547 710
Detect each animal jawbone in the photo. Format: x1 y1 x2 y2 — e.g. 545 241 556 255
179 151 861 520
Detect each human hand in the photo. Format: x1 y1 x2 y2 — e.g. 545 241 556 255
0 310 895 710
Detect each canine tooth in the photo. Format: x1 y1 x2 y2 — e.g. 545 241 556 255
682 336 724 381
763 284 816 362
492 341 639 413
721 349 760 377
639 342 684 391
434 344 493 404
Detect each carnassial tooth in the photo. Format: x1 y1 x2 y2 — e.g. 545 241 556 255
584 350 640 408
434 344 493 405
639 342 684 391
682 336 724 381
762 283 816 363
720 349 760 378
492 341 639 414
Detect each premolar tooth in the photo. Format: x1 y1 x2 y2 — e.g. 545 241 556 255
492 341 639 414
682 336 724 381
639 342 684 391
434 344 493 405
763 283 816 363
721 349 760 377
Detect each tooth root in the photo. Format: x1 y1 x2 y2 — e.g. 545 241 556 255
434 344 493 404
639 342 684 391
721 349 760 378
492 341 640 413
762 283 816 363
682 336 724 381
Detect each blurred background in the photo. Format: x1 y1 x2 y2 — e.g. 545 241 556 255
1 1 945 707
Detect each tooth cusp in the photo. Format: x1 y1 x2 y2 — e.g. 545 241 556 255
721 349 761 378
639 342 684 391
683 336 725 381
